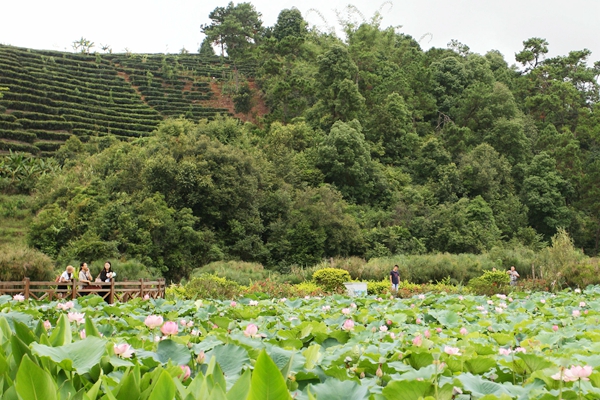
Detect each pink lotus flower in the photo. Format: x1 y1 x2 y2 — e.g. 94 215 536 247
496 294 507 300
342 319 355 331
379 325 388 332
508 297 513 302
436 327 442 333
553 365 593 382
376 365 383 377
418 294 425 300
244 324 259 337
196 350 205 364
143 294 150 300
79 329 86 339
458 295 464 301
57 301 74 310
114 343 134 358
43 320 51 330
552 325 559 332
573 310 581 318
179 365 191 380
389 332 395 339
412 335 422 346
476 306 485 311
487 300 494 305
416 318 422 324
498 348 512 356
161 321 179 336
13 294 25 302
580 302 586 307
350 303 357 308
386 319 392 325
144 315 164 329
67 312 85 324
514 347 526 353
322 305 331 312
249 300 258 306
444 346 461 356
565 365 593 381
540 299 546 304
230 301 237 307
424 329 431 339
342 308 351 315
460 328 468 335
575 288 581 293
495 307 503 314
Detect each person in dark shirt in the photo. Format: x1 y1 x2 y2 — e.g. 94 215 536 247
390 265 400 291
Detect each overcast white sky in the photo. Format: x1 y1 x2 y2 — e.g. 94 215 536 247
1 0 599 66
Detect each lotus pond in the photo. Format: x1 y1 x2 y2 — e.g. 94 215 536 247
3 287 600 399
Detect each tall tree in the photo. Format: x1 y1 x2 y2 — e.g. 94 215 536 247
201 2 263 59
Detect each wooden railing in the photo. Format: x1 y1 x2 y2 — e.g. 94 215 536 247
0 278 166 303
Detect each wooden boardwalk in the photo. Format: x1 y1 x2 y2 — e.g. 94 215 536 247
0 278 166 303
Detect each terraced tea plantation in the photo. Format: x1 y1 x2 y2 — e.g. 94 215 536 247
0 45 253 155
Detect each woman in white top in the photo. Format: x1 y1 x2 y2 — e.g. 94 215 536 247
58 265 75 297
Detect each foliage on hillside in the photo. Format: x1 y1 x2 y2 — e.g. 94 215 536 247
3 4 600 283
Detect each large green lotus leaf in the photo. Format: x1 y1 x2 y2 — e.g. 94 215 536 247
12 320 36 346
148 370 176 400
308 378 368 400
15 355 57 400
457 373 511 398
84 316 101 338
465 356 497 375
208 383 228 400
407 351 434 370
247 350 291 400
227 368 251 400
302 345 321 370
534 331 561 347
490 333 513 346
382 380 433 400
31 336 107 374
10 334 31 368
435 310 460 328
266 345 306 374
396 364 437 381
115 366 141 400
154 339 192 365
280 339 304 350
193 335 224 353
48 314 72 347
515 353 553 374
212 316 234 330
277 330 298 340
207 344 249 378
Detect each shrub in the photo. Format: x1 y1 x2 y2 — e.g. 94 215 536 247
293 282 325 297
183 274 242 300
165 284 187 301
396 280 424 298
468 270 510 295
242 277 294 299
0 245 54 281
536 229 586 289
367 280 391 296
191 261 278 286
312 268 351 293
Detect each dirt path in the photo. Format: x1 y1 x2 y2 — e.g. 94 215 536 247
202 79 268 124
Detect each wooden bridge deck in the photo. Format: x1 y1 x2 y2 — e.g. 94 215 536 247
0 278 166 303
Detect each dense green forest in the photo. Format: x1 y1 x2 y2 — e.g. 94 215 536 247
2 3 600 283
